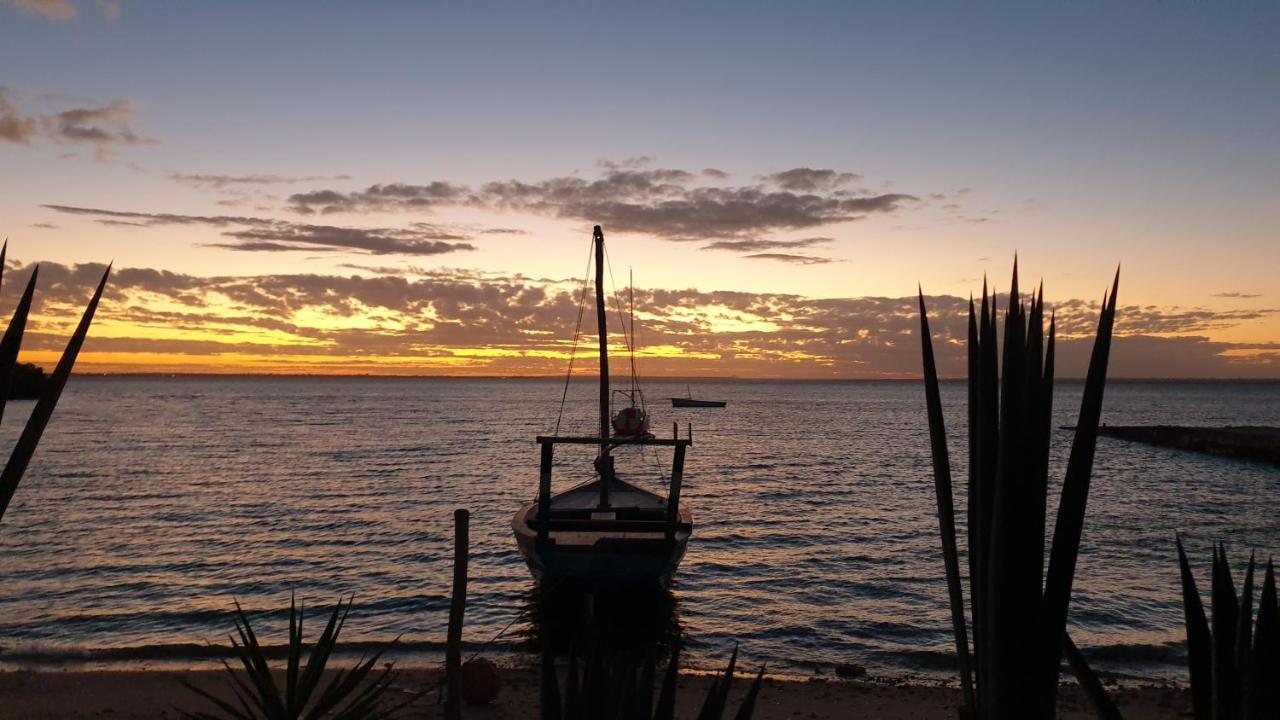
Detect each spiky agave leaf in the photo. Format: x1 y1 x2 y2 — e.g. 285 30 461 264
611 652 638 719
1237 552 1256 712
583 643 604 717
917 289 976 715
965 291 981 646
1062 633 1124 720
178 676 258 720
564 644 582 720
309 637 402 720
921 264 1119 719
542 639 761 720
732 666 765 720
653 643 679 720
182 596 399 720
636 650 656 720
230 599 286 718
1247 560 1278 719
1212 545 1241 720
1176 535 1213 720
540 640 562 720
0 265 38 427
0 264 109 522
294 596 354 713
983 262 1046 717
972 280 1000 713
694 644 738 720
1037 269 1118 713
285 593 303 715
1176 542 1280 720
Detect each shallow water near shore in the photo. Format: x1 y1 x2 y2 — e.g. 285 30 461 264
0 377 1277 680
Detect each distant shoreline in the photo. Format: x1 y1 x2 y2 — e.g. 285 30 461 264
49 373 1280 383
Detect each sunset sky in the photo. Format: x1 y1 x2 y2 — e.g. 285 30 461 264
2 1 1277 377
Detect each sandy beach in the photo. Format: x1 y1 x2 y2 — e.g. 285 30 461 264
0 666 1190 719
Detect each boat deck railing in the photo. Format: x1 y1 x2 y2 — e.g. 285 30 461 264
535 435 693 447
535 434 690 542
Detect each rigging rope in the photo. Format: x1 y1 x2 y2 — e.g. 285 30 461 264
551 235 666 485
602 245 645 413
602 245 671 486
552 241 595 437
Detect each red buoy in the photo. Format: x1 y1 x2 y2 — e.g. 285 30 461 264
460 657 501 705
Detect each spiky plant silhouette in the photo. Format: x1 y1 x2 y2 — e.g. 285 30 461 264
0 241 110 524
918 262 1123 719
180 595 405 720
540 641 763 720
1175 538 1279 720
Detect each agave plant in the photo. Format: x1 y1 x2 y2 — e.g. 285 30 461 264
0 242 110 524
181 595 404 720
541 640 763 720
918 263 1121 719
1175 537 1279 719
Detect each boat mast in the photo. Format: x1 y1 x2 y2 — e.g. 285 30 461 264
629 269 637 399
593 226 612 508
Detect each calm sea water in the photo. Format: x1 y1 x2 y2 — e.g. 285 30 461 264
0 377 1277 681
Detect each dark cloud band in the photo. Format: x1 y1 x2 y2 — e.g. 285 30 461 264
42 205 476 256
7 259 1275 378
283 165 918 243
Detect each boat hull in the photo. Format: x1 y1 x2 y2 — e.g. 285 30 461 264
670 398 726 408
512 500 691 587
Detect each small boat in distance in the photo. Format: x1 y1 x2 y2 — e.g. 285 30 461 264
671 385 726 408
512 226 693 587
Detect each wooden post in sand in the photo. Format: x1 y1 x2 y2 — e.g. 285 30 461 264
445 508 469 720
537 442 553 542
665 445 686 541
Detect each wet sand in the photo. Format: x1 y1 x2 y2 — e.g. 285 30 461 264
0 665 1191 719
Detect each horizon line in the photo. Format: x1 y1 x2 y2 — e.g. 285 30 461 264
54 371 1280 383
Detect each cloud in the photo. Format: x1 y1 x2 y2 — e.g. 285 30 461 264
756 168 862 192
284 164 918 241
41 204 476 256
336 263 414 276
40 160 927 248
562 186 913 240
599 156 656 170
3 0 76 20
29 222 59 229
43 204 274 228
216 224 474 256
10 259 1272 378
742 253 835 265
42 100 156 159
0 87 38 144
1043 296 1276 337
171 172 353 190
288 182 470 214
701 237 833 252
1212 292 1262 299
0 87 154 158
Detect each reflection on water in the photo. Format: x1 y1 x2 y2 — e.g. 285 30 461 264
513 583 683 658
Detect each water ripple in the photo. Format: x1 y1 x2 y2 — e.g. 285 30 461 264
0 377 1276 681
